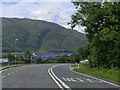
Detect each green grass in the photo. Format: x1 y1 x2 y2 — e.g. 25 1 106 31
74 64 119 85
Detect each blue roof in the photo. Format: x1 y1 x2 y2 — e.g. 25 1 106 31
31 53 72 58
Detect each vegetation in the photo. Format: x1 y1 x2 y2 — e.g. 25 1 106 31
69 2 120 68
7 53 15 61
36 58 43 64
74 64 119 84
68 1 120 84
2 17 88 53
4 50 32 65
24 50 32 64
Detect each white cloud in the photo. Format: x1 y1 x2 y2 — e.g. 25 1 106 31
74 25 86 33
1 0 71 2
1 2 85 33
30 2 77 28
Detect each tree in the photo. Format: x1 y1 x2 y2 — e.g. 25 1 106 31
7 53 15 62
69 2 120 68
24 50 32 63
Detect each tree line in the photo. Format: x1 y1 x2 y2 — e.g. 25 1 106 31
5 51 76 64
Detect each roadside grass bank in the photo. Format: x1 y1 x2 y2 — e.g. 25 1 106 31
73 64 120 85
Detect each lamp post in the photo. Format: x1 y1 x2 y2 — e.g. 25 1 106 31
15 38 18 64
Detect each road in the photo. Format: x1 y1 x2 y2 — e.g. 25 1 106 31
1 64 120 90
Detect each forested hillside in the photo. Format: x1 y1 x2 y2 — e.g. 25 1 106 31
2 17 88 53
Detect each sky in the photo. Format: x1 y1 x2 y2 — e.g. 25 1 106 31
0 0 86 33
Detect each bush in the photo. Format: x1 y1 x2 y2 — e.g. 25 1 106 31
7 53 15 61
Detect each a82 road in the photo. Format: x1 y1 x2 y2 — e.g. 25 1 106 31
1 64 120 90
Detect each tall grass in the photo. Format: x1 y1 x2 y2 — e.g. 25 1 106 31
74 64 119 84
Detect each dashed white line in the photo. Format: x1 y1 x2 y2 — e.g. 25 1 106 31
11 72 15 74
62 77 67 81
2 76 6 78
66 77 71 82
1 70 19 78
86 78 93 83
7 73 11 76
70 78 76 82
75 78 84 82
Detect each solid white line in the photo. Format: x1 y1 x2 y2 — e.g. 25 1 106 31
51 65 71 89
69 66 120 87
48 67 64 90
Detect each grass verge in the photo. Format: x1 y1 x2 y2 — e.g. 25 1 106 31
74 64 120 85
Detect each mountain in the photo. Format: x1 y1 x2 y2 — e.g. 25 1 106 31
2 17 88 53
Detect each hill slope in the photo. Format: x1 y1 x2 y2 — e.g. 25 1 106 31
2 17 88 53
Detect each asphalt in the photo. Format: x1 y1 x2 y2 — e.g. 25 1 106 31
2 64 59 88
1 64 120 90
52 64 119 89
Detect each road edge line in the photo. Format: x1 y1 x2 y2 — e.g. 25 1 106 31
70 66 120 88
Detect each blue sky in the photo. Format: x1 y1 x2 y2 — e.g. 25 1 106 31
0 0 86 33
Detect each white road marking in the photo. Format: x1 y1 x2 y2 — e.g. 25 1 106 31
70 65 120 87
97 80 103 83
7 73 11 76
48 64 71 90
75 78 84 82
62 77 84 82
62 77 103 83
70 78 76 82
48 67 63 90
2 76 6 78
62 77 67 81
51 65 71 89
66 77 71 82
1 70 19 78
11 72 15 74
0 71 2 73
86 78 93 83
